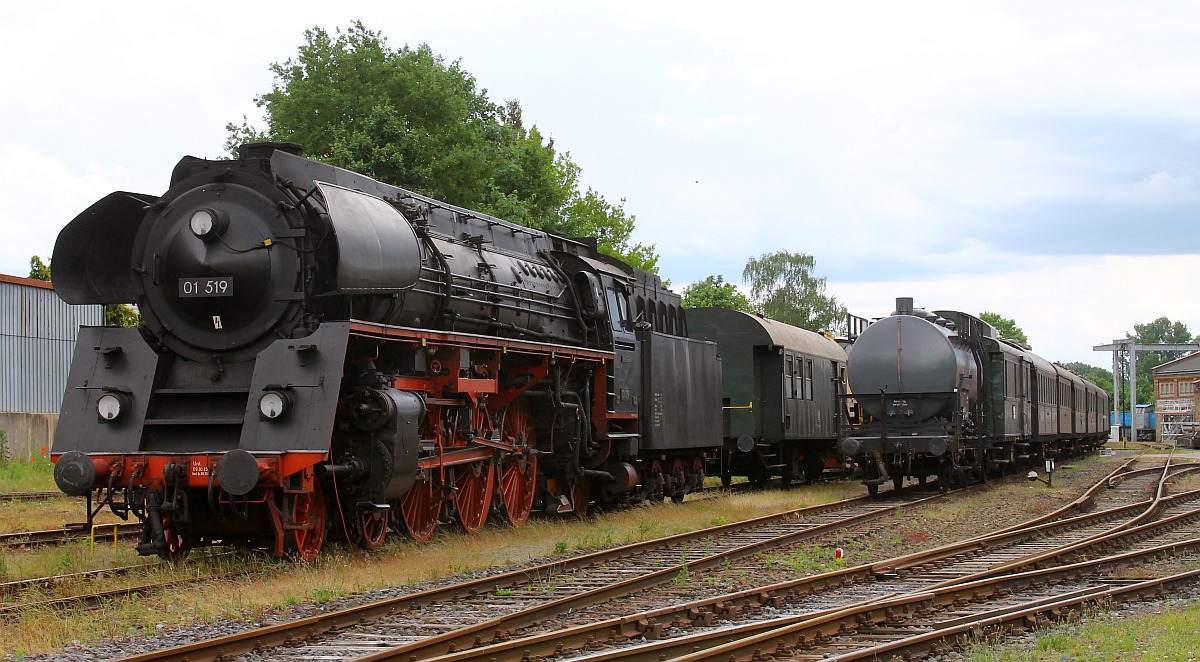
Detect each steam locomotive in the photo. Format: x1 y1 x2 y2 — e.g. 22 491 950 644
838 298 1108 494
49 143 723 559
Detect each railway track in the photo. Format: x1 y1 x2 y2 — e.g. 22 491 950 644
417 456 1200 661
0 490 61 502
108 480 955 662
153 454 1176 662
11 454 1160 661
0 521 141 549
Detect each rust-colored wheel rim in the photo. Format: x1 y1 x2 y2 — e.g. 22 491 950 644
159 514 190 561
498 401 537 526
356 509 389 550
288 480 327 561
670 458 687 503
498 455 537 526
454 463 495 533
402 476 441 542
570 480 590 517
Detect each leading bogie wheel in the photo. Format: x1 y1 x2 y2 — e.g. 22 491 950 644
355 508 389 550
158 514 190 561
286 480 327 561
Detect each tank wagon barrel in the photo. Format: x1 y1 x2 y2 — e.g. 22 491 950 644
839 297 1108 494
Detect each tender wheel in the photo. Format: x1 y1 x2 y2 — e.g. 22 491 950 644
892 474 904 491
867 483 879 496
648 460 665 502
453 462 495 533
669 458 687 503
498 455 537 526
355 508 389 550
401 474 442 541
286 480 327 561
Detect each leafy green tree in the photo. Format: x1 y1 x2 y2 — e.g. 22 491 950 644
1063 361 1114 405
1117 317 1198 408
28 255 51 281
742 251 846 333
979 311 1029 345
681 275 755 312
228 22 657 270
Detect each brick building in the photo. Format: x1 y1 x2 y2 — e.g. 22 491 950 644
1152 352 1200 443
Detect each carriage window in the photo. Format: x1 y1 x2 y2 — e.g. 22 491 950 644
785 356 795 399
804 359 814 401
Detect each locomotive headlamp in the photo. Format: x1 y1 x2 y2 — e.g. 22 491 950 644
188 208 226 240
97 392 127 422
258 390 291 420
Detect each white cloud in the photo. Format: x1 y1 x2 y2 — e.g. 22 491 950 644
831 254 1200 367
0 144 132 275
664 64 708 84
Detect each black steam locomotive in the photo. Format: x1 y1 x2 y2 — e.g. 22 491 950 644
839 298 1108 494
50 143 722 559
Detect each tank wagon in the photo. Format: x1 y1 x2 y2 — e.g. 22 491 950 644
839 297 1107 494
688 308 848 485
49 143 722 559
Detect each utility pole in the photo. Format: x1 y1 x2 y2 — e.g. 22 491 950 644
1093 340 1200 443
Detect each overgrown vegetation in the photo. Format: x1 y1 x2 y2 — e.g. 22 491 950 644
965 601 1200 660
0 443 56 492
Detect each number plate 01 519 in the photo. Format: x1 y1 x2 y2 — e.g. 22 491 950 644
178 277 234 298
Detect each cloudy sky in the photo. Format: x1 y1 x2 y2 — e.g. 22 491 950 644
2 1 1197 367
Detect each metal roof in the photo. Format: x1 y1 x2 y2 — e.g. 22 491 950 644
686 308 846 361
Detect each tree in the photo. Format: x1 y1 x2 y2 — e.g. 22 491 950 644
227 22 657 271
1117 317 1197 409
28 255 51 281
681 275 754 313
742 251 846 333
1063 361 1114 406
979 311 1029 345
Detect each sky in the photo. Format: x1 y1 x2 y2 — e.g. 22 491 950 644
2 1 1198 369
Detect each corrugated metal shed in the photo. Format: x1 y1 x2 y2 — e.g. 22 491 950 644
1 274 104 413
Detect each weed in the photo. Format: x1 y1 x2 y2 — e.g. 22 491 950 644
553 541 569 554
712 516 727 526
762 546 846 574
310 587 338 603
495 586 515 596
672 565 691 586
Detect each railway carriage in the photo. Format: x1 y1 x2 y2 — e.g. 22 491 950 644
687 308 847 486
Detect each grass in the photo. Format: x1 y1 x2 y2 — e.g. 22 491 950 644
965 601 1200 661
0 482 864 657
0 445 57 493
